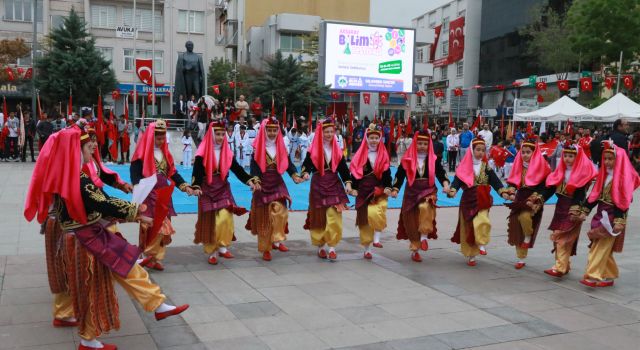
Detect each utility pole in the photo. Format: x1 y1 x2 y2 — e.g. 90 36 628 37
31 0 38 116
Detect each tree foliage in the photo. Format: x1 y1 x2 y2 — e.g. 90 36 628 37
250 51 328 116
565 0 640 65
299 30 320 77
520 4 578 74
206 57 253 99
35 8 116 106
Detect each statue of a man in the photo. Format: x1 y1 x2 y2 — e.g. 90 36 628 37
175 41 205 103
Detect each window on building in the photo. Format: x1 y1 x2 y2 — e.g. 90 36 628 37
123 8 162 35
442 16 450 31
90 5 116 28
456 60 464 77
416 48 424 63
457 0 465 14
441 66 448 81
96 47 113 69
5 0 33 21
442 40 448 57
178 10 204 34
427 75 434 83
279 33 304 52
50 15 64 30
458 9 466 17
427 92 434 106
428 11 436 28
124 49 163 73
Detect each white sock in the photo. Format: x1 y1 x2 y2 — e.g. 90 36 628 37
136 258 144 264
218 246 228 254
61 317 77 322
155 303 176 313
479 245 486 251
524 236 531 243
318 245 326 252
364 245 371 253
420 234 428 241
469 256 476 262
329 246 336 253
273 241 281 247
517 259 525 264
373 231 381 244
209 252 218 259
80 339 103 348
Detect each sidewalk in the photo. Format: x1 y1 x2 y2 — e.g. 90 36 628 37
1 162 639 350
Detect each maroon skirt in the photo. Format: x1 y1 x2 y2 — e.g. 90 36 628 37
451 185 492 246
588 202 625 253
397 179 438 241
506 188 544 248
253 167 291 207
548 195 578 232
306 171 349 230
199 176 238 213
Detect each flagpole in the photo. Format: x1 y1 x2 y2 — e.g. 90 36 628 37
133 0 137 120
151 0 156 115
616 50 623 94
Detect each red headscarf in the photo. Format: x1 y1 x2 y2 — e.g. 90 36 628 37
309 119 342 175
195 122 233 184
507 141 551 189
546 144 597 194
401 131 436 186
587 144 640 211
349 127 390 180
455 138 487 188
131 122 176 178
24 127 86 224
252 118 289 174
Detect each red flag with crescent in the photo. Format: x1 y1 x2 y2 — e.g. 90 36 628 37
557 80 569 91
580 77 593 92
604 76 615 90
147 183 175 246
623 75 634 90
363 93 371 104
212 85 220 95
379 92 389 105
448 17 465 63
535 81 547 91
135 58 164 87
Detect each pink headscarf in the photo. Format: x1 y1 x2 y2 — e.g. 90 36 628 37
349 129 390 180
546 144 597 194
195 121 233 184
308 119 342 175
252 118 289 174
131 122 176 178
587 144 640 210
401 131 436 186
507 142 551 188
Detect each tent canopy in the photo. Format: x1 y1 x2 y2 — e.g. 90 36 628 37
582 93 640 122
513 96 590 122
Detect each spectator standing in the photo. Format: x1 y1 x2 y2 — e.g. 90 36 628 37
5 112 19 161
250 97 263 119
21 111 36 162
36 112 54 149
610 119 630 152
446 128 460 172
174 94 187 119
181 129 194 169
458 123 474 161
503 139 517 178
478 124 493 147
351 119 364 160
235 95 250 119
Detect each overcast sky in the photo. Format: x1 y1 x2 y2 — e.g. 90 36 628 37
369 0 452 27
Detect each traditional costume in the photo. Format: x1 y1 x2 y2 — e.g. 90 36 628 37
350 123 391 259
504 137 552 269
130 120 191 271
579 142 640 287
301 118 352 260
191 121 254 265
450 137 508 266
247 118 301 261
24 127 188 350
393 130 449 262
543 143 597 278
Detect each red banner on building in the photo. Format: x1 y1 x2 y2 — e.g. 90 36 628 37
430 25 442 62
448 17 465 64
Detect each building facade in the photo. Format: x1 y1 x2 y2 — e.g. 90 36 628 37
0 0 235 116
412 0 482 122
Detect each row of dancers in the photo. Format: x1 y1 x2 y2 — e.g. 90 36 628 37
23 117 638 349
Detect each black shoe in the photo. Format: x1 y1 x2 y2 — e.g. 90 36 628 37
31 159 36 162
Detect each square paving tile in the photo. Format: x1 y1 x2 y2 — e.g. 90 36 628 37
260 330 329 350
311 324 379 348
191 320 253 342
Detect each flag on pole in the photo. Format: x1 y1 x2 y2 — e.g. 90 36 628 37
405 115 412 135
108 108 118 161
348 103 354 146
271 94 275 116
387 115 395 152
308 101 313 134
0 97 8 151
18 105 25 147
36 93 44 120
67 88 73 118
96 94 105 146
448 112 454 128
122 96 130 153
282 103 287 128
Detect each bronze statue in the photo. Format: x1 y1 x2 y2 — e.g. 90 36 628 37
174 41 205 103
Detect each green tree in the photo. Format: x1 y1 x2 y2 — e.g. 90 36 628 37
566 0 640 65
206 57 253 100
520 4 578 75
250 50 328 117
299 30 320 76
36 8 116 106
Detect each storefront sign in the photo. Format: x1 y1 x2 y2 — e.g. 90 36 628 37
116 26 138 39
117 83 173 96
425 80 449 91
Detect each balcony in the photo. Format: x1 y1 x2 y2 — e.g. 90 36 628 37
216 19 238 48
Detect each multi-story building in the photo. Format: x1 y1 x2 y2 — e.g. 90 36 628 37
412 0 482 122
0 0 233 115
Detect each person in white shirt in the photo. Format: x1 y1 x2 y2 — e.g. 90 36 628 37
336 128 345 155
478 124 494 148
181 129 194 169
6 113 20 161
234 125 252 169
446 128 460 172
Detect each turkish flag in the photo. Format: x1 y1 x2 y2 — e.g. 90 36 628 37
363 93 371 104
229 81 235 89
96 95 105 146
448 112 454 128
147 183 175 246
539 139 558 156
496 84 506 90
135 58 164 87
416 90 426 97
147 91 154 104
580 77 593 92
430 25 442 61
557 80 569 91
537 94 544 103
405 116 412 135
453 88 463 96
604 76 615 90
448 17 465 63
434 89 444 98
111 89 120 100
108 110 118 161
379 92 389 105
23 67 32 79
526 121 533 134
388 116 395 151
535 81 547 91
5 67 14 81
212 85 220 95
623 75 634 90
330 92 340 100
512 81 524 87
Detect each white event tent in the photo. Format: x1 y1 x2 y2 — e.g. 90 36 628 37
581 93 640 122
513 96 590 122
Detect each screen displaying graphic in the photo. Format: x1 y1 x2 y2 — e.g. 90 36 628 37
323 22 415 93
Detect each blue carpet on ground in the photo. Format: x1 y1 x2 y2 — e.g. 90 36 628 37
103 164 557 214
